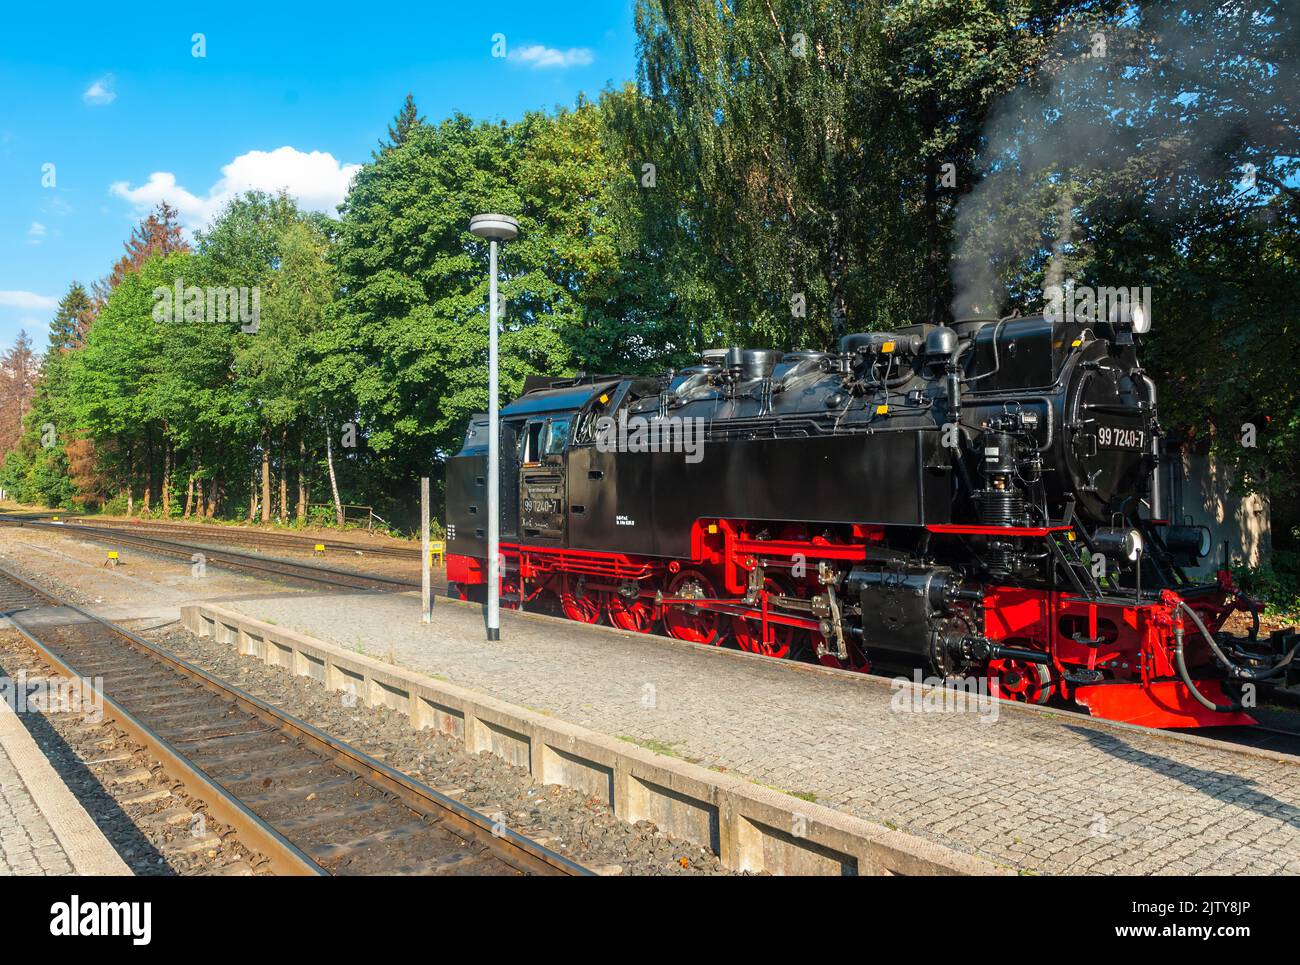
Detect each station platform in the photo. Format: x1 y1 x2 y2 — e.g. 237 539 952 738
191 590 1300 875
0 700 130 875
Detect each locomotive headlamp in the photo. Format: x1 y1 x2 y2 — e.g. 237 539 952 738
1107 299 1151 334
1165 524 1212 563
1093 527 1145 562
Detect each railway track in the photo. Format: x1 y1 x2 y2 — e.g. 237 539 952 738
0 565 590 876
62 516 423 560
1 517 424 592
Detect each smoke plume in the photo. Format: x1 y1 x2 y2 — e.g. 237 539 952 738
950 1 1298 319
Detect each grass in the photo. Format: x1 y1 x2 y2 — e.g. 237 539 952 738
755 781 817 802
617 735 680 758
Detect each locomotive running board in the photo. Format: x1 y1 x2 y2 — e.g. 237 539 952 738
1073 680 1257 729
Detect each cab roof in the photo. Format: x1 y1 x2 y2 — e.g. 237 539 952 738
500 379 623 418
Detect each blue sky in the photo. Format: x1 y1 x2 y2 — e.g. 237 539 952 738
0 1 638 351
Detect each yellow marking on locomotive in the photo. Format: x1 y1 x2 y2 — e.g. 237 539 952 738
599 393 609 404
1071 338 1082 347
880 341 895 353
707 523 718 535
876 404 889 415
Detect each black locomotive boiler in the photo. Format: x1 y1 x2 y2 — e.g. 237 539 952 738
445 313 1297 727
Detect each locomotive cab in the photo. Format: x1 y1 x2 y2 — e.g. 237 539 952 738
445 379 627 560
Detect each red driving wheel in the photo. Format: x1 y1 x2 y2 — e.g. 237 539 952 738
986 656 1053 704
559 573 606 624
607 589 658 633
731 578 796 659
500 578 522 609
662 570 723 645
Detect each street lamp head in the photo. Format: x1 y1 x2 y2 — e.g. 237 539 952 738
469 213 520 241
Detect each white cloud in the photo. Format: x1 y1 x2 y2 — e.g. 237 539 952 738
110 146 362 233
27 222 46 245
0 291 58 310
508 45 594 69
83 75 117 105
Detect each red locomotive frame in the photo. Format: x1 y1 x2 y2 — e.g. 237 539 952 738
448 515 1266 728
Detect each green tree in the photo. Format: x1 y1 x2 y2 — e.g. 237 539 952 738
246 217 344 523
379 93 426 153
621 0 1112 345
198 190 302 520
46 281 96 353
332 107 657 506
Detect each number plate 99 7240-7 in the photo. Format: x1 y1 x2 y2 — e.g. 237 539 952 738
1096 426 1145 450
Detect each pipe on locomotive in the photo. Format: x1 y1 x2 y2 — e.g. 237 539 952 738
1173 598 1300 713
1140 374 1166 522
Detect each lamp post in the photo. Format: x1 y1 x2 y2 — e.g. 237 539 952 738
469 213 519 641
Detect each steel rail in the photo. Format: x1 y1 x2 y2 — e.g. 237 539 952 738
0 565 590 876
64 517 424 560
0 565 326 876
5 519 421 591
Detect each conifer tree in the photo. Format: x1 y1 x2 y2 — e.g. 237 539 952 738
378 93 425 153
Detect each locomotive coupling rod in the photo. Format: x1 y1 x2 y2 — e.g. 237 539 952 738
989 645 1052 665
968 639 1052 665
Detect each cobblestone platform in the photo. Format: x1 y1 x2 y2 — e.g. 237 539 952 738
208 590 1300 875
0 701 130 875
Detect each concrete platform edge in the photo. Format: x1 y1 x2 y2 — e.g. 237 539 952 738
182 601 1007 876
0 699 131 875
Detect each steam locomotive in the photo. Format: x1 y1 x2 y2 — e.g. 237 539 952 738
445 311 1297 728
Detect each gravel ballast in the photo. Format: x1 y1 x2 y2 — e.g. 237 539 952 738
142 621 733 875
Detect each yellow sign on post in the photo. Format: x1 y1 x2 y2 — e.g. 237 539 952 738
429 540 445 567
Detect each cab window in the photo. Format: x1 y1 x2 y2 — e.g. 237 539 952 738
521 421 544 463
543 418 570 456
